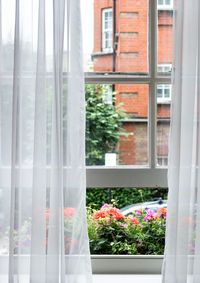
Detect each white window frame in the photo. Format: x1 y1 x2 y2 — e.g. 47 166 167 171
102 84 113 104
157 63 172 73
157 84 171 103
102 8 113 52
84 0 171 189
157 156 168 167
157 0 173 10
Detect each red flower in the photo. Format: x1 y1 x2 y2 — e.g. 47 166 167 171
93 210 108 219
126 216 139 225
64 207 76 219
92 206 124 220
46 208 50 220
154 214 160 220
157 208 167 216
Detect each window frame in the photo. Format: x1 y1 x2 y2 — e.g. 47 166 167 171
157 63 172 73
157 84 172 103
102 8 113 53
85 0 171 188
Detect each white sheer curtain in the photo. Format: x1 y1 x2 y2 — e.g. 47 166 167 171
162 0 200 282
0 0 92 282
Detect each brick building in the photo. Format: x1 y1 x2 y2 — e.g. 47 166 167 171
92 0 173 166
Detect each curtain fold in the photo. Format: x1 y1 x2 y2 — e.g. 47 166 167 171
162 0 200 282
0 0 92 282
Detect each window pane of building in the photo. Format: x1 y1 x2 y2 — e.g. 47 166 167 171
82 0 149 73
157 1 173 72
156 85 171 167
86 84 149 166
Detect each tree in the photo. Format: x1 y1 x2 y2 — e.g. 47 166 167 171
85 84 128 165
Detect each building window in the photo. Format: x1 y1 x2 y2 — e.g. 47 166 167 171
102 84 113 104
157 156 168 166
102 8 113 52
157 0 173 10
157 85 171 103
157 63 172 73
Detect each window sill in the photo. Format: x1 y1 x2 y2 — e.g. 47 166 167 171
91 51 113 58
91 255 163 274
0 255 163 274
157 101 171 105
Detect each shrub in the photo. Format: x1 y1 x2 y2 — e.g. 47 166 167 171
87 203 166 255
85 84 127 166
86 187 168 210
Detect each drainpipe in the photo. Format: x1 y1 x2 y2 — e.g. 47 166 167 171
113 0 116 73
112 0 116 93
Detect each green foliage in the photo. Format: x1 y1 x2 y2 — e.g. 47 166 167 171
85 84 127 165
87 205 166 255
86 187 168 210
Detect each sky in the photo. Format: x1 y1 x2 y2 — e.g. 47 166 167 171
81 0 94 70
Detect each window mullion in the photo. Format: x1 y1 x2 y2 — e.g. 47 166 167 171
149 0 157 169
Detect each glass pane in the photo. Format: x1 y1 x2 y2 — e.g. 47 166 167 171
82 0 149 73
86 84 149 166
157 1 173 72
157 88 163 97
164 88 170 97
87 187 168 255
156 85 171 167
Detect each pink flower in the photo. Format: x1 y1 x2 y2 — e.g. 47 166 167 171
101 203 110 209
135 210 141 215
144 209 155 221
189 243 195 251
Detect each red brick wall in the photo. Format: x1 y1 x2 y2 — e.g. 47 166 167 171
157 104 171 118
118 122 148 165
93 55 113 72
117 0 148 72
158 25 173 63
115 84 148 118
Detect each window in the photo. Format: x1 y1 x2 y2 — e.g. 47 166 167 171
157 85 171 103
82 0 172 188
157 0 173 10
102 84 113 104
157 156 168 166
82 0 173 264
157 63 172 73
102 8 113 52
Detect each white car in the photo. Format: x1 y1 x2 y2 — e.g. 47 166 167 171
121 198 167 216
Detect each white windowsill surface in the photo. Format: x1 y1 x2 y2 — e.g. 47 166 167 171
0 275 162 283
93 274 162 283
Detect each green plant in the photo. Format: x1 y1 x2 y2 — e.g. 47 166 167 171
86 187 168 209
87 203 167 255
85 84 128 165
